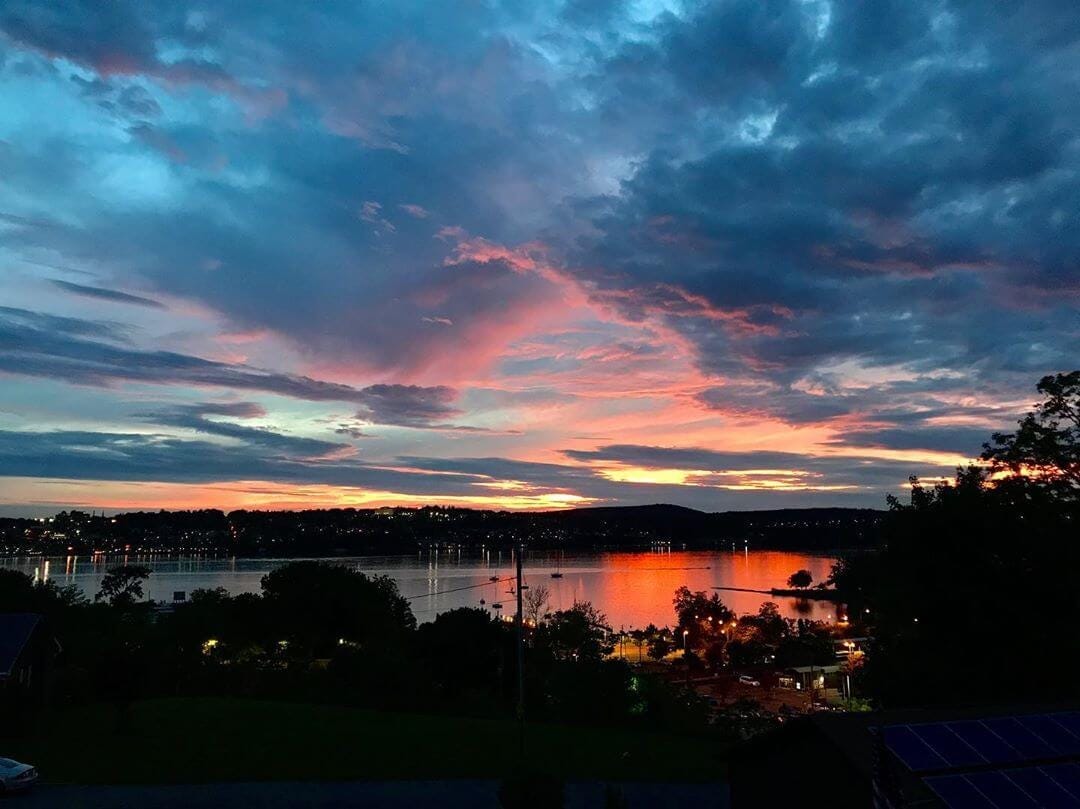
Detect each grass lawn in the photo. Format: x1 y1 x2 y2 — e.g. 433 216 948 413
1 698 726 785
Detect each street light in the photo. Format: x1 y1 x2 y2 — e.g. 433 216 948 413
683 629 691 687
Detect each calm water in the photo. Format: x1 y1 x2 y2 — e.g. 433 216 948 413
1 549 840 627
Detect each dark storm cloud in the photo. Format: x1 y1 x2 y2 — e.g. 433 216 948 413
50 279 165 309
0 0 159 75
8 0 1075 399
565 0 1080 418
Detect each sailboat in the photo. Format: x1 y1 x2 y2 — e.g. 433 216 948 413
551 549 564 579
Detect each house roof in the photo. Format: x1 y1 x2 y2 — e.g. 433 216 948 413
0 613 42 678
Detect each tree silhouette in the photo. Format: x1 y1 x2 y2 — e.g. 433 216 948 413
534 601 613 662
523 584 550 625
786 569 813 589
833 371 1080 706
983 370 1079 497
96 565 152 607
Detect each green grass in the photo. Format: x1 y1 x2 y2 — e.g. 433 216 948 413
2 698 725 785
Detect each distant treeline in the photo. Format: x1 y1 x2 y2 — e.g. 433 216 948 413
0 504 884 556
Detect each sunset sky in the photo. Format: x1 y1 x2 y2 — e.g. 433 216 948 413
1 1 1077 515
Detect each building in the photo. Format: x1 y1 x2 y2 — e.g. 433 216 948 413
0 613 55 717
779 664 842 693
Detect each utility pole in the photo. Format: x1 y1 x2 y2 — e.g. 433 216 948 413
515 540 525 759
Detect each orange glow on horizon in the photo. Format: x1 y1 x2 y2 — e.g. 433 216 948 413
0 477 597 513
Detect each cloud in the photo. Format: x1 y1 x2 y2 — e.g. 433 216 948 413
50 279 165 309
399 203 429 219
0 428 469 492
0 0 1078 510
186 401 266 419
561 443 960 489
354 384 460 428
135 402 348 460
0 306 369 402
0 308 468 429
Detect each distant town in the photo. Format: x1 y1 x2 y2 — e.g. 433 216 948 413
0 504 884 557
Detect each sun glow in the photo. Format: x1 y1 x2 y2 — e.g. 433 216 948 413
0 477 595 512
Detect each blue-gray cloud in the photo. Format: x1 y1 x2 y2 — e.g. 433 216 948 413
0 307 463 427
50 279 164 309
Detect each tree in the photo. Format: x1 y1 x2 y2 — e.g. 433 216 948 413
831 371 1080 706
523 584 550 626
747 602 788 646
672 587 733 650
534 601 613 662
704 640 727 671
96 565 152 607
416 608 508 700
0 569 85 614
261 561 415 658
982 370 1079 497
647 633 674 662
786 569 813 589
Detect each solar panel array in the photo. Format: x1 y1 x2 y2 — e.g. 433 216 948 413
883 713 1080 809
926 763 1080 808
884 714 1080 772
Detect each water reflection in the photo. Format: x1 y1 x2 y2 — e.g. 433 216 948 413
1 549 839 627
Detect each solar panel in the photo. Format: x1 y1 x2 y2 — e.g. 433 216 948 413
1023 716 1080 757
1056 714 1080 741
965 771 1040 808
1044 764 1080 801
924 774 996 809
885 713 1080 775
883 724 950 771
912 723 988 769
1010 765 1080 807
926 766 1080 809
946 720 1025 767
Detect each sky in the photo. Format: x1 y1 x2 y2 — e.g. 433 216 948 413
0 0 1077 516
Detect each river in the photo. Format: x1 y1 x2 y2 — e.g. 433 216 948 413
1 548 841 627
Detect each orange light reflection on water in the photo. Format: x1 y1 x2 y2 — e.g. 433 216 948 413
534 549 839 627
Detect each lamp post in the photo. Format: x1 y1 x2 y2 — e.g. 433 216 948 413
515 541 524 758
683 629 690 687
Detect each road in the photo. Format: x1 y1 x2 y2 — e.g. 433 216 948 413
7 780 729 808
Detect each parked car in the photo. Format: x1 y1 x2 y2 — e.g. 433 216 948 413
737 674 761 687
0 757 38 792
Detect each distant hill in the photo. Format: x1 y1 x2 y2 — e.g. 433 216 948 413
1 503 885 556
538 504 883 550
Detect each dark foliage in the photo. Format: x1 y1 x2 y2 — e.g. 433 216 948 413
832 371 1080 707
0 561 709 739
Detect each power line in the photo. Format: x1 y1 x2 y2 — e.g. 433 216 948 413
404 575 516 601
